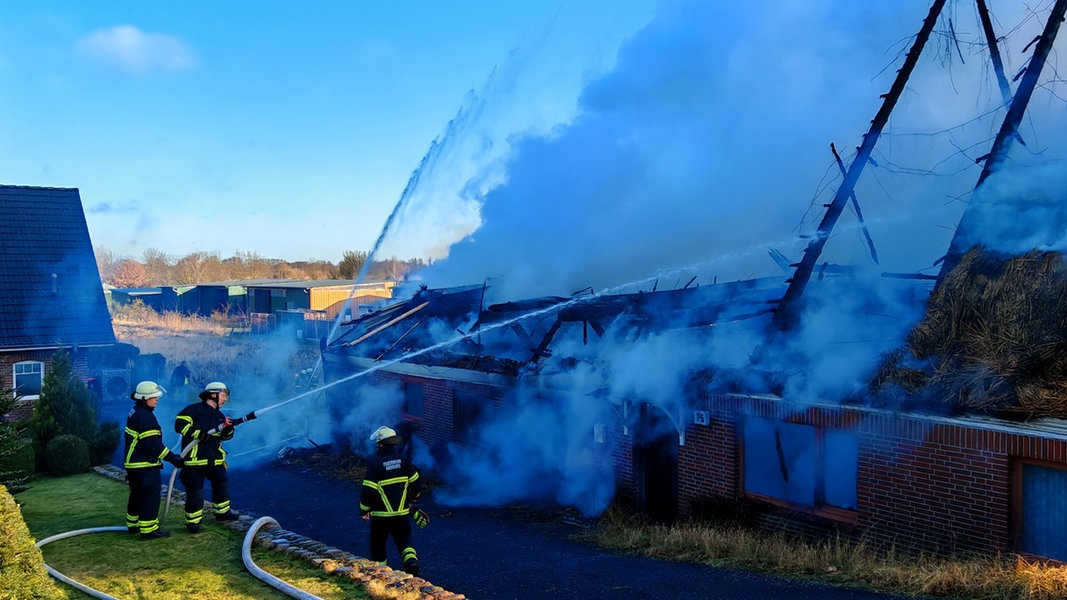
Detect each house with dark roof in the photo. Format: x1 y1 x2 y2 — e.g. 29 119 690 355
0 185 116 419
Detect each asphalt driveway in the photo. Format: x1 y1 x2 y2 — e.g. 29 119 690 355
227 461 918 600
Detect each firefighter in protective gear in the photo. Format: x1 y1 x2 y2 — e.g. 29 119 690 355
360 425 424 576
174 381 238 533
124 381 183 540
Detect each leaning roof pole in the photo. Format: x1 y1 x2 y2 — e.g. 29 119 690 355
976 0 1014 107
937 0 1067 279
770 0 947 332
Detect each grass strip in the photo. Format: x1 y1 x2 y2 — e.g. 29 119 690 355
589 512 1067 600
17 473 369 599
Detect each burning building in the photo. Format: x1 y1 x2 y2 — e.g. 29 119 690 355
318 0 1067 562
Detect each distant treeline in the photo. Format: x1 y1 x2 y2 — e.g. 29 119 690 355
95 247 427 287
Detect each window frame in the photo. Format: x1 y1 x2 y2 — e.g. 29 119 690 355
740 415 858 524
13 360 45 400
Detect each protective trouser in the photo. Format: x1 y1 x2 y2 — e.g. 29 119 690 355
369 514 419 575
180 464 231 524
125 468 163 534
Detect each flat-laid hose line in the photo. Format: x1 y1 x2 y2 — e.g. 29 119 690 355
35 520 321 599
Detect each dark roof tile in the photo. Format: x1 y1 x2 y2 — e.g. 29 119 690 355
0 185 116 350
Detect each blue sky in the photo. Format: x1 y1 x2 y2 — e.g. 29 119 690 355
5 0 1067 298
0 1 655 263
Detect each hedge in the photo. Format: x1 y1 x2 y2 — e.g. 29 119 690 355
0 484 66 599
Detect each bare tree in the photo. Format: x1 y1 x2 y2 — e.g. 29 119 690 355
337 250 369 280
108 258 150 288
94 246 115 283
141 247 173 285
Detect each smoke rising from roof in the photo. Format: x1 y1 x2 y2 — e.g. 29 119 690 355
378 0 1067 303
319 1 1067 515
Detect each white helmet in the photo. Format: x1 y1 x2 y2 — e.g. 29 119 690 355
370 426 400 444
199 381 230 401
131 381 165 401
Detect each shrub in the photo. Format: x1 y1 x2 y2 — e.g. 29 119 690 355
0 437 35 488
44 434 90 476
0 484 66 599
0 388 35 489
30 351 107 472
88 421 120 467
31 353 94 458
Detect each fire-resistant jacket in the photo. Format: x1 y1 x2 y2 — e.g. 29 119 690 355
360 446 422 518
174 401 233 467
123 402 174 470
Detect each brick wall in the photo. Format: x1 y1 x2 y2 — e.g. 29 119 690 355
1 348 94 422
681 393 1067 557
367 367 1067 559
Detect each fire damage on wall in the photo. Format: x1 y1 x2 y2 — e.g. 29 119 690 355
315 0 1067 561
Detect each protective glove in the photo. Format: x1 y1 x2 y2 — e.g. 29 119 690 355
411 507 429 528
164 454 185 468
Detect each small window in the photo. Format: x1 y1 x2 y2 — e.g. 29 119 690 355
743 416 857 512
1016 461 1067 561
452 391 492 442
403 382 425 418
14 361 44 399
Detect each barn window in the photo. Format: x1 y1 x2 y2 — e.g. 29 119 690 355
452 390 492 443
742 416 857 513
13 361 44 399
403 382 424 418
1014 460 1067 561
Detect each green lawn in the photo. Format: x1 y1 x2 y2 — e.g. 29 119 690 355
17 473 369 599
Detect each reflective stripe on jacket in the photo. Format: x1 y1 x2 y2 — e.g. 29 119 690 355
360 447 422 517
174 401 232 467
124 402 172 469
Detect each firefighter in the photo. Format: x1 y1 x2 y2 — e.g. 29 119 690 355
124 380 184 540
360 425 424 576
174 381 239 533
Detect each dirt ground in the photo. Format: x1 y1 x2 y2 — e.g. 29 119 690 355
225 452 917 600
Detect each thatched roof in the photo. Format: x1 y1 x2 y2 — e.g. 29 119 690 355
872 246 1067 419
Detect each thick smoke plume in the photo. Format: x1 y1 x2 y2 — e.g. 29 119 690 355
326 1 1067 514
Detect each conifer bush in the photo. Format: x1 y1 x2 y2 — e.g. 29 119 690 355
88 421 120 466
44 433 90 476
30 351 104 471
0 388 33 489
0 484 66 599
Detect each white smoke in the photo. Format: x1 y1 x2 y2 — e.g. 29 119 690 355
322 0 1067 515
402 0 1067 301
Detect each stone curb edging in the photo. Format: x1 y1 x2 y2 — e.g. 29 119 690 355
93 465 467 600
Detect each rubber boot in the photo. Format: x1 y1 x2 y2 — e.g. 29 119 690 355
141 530 171 540
403 559 419 577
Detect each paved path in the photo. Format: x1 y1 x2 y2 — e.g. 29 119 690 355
228 463 918 600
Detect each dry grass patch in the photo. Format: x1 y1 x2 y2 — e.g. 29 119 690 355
110 304 321 397
590 510 1067 599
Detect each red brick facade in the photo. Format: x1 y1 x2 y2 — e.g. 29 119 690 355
0 349 94 422
371 367 1067 559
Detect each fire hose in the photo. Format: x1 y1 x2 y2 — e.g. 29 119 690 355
36 518 321 600
163 410 257 521
162 385 334 520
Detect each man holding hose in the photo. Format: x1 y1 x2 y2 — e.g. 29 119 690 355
174 381 239 533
